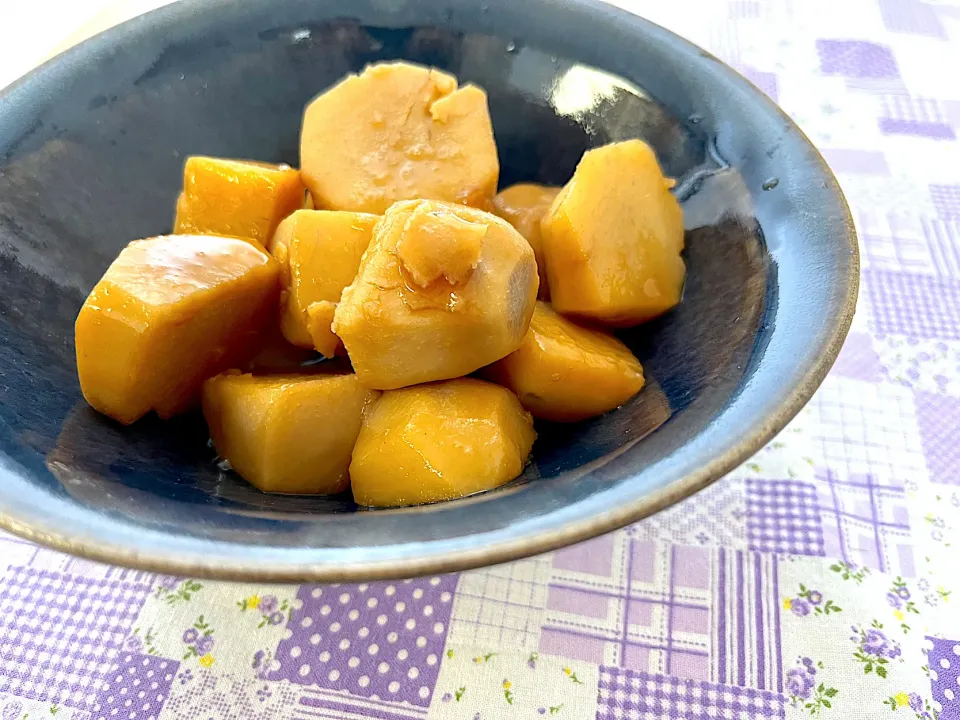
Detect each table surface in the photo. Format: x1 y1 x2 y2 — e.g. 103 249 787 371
2 0 960 718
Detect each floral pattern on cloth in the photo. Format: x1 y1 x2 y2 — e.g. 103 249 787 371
785 657 839 716
118 579 301 678
237 593 292 628
779 555 941 719
0 695 89 720
1 0 960 718
426 648 597 719
784 585 843 617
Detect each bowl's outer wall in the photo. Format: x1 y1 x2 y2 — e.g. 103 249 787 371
0 0 857 580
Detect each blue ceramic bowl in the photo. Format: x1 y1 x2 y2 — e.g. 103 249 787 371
0 0 857 581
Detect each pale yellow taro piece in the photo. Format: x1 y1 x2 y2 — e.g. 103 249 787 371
540 139 685 327
271 210 379 357
203 372 379 494
300 61 499 214
333 199 538 390
75 235 279 425
492 183 561 299
350 378 535 507
173 156 304 245
484 301 645 422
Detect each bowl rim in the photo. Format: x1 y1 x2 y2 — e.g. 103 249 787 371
0 0 859 582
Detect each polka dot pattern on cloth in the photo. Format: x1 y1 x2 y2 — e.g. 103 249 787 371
92 652 178 720
269 576 457 706
926 635 960 718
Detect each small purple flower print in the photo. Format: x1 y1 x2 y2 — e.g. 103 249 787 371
887 592 902 609
195 634 215 655
830 560 868 584
252 649 275 679
786 667 815 699
182 614 215 661
787 658 837 712
259 595 279 614
2 701 24 720
862 628 890 656
909 693 923 712
895 586 911 601
157 577 202 604
255 685 272 703
794 585 841 616
852 622 902 676
123 634 144 652
442 693 452 703
178 669 193 685
538 709 547 715
243 596 291 629
158 575 181 591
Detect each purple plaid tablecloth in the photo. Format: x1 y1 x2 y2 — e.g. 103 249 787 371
3 0 960 718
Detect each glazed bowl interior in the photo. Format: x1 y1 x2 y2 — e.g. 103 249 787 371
0 0 857 581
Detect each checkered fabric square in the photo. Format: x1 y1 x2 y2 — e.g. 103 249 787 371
857 211 928 274
865 269 960 340
814 470 915 576
930 184 960 220
878 0 946 37
448 556 551 649
0 565 152 710
746 480 825 556
915 391 960 485
541 537 712 677
920 219 960 279
597 666 785 720
631 476 747 549
808 377 928 484
816 39 900 79
878 95 954 138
